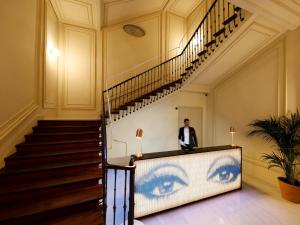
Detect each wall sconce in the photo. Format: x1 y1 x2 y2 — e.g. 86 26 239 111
47 45 60 58
229 126 236 146
135 128 143 158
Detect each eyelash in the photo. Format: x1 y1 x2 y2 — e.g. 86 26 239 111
207 156 241 184
135 164 188 199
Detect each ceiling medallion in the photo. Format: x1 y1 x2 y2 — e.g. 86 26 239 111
123 24 145 37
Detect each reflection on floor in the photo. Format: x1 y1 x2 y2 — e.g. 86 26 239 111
140 183 300 225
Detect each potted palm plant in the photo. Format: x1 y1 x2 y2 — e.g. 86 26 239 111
248 110 300 203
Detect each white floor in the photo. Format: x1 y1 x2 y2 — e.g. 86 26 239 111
140 184 300 225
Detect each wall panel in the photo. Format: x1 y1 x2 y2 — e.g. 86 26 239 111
212 42 285 186
166 12 186 59
103 13 161 88
44 1 59 108
62 25 96 109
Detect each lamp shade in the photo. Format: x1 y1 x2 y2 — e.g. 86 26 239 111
136 128 143 139
229 126 236 133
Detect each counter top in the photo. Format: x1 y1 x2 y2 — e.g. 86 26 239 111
131 145 242 162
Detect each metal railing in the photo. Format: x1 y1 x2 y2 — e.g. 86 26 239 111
101 0 246 223
103 0 245 114
101 95 136 225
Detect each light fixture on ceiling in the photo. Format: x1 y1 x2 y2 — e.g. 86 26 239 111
123 24 145 37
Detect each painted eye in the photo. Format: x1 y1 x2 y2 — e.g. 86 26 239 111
135 164 189 199
207 156 241 184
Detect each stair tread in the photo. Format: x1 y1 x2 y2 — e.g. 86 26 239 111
8 148 100 160
205 39 216 47
223 14 238 25
38 120 101 123
213 27 226 37
0 185 102 221
191 59 199 64
27 131 99 136
198 50 207 56
0 173 102 194
35 124 100 127
17 138 99 147
0 158 101 175
42 207 103 225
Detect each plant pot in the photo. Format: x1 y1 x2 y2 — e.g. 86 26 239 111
278 177 300 204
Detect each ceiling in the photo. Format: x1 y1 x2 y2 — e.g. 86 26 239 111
104 0 202 25
50 0 203 29
50 0 101 29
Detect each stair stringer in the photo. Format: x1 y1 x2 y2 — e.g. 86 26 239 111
184 14 284 87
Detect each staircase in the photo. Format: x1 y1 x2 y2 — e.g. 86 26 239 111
0 120 103 225
0 1 247 224
103 0 246 122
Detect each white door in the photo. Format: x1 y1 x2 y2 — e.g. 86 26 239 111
178 107 203 147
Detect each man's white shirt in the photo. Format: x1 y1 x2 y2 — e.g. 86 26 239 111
184 127 190 145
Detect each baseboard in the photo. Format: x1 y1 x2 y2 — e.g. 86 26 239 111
0 103 41 168
243 173 281 197
242 155 282 197
0 101 39 141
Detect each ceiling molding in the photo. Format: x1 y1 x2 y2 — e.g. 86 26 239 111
229 0 300 31
50 0 100 29
104 0 168 26
103 0 203 26
168 0 204 18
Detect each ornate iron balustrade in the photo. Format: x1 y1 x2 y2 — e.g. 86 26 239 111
103 0 245 117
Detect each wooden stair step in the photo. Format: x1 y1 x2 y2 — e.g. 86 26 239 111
0 201 101 225
0 171 101 194
205 39 216 47
0 185 102 222
5 149 101 169
223 14 237 25
0 160 101 185
191 59 199 64
33 125 100 133
119 105 129 110
42 207 103 225
38 120 101 127
125 101 137 107
25 131 100 143
180 72 187 77
197 50 207 56
15 147 101 157
0 178 101 204
0 158 101 175
234 6 241 12
16 139 100 153
213 27 226 37
185 66 193 71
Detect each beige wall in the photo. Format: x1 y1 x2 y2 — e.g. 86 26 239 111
210 28 300 189
44 0 59 109
43 1 101 119
103 7 206 89
0 0 42 167
107 86 209 160
286 28 300 112
166 12 186 59
103 12 162 88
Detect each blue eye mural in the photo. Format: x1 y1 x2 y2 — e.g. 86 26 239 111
207 156 241 184
135 164 189 199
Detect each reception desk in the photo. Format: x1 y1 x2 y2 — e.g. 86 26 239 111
130 145 242 218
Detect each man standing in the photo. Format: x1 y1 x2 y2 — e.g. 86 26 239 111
178 118 198 150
